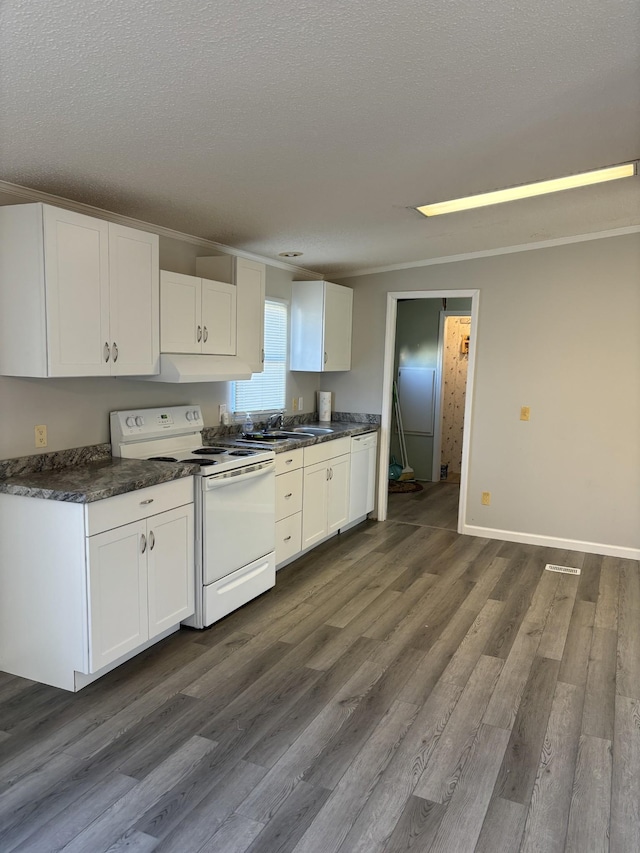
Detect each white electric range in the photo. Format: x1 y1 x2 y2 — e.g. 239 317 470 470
111 405 276 629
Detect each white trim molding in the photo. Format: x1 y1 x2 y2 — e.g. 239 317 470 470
341 224 640 278
0 180 320 278
463 524 640 561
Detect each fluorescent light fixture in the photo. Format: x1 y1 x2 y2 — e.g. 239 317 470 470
416 162 637 217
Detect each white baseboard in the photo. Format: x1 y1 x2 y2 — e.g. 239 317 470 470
461 524 640 561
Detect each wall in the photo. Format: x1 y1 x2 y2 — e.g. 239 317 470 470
0 199 320 459
334 233 640 555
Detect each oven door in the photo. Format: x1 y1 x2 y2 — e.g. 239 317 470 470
202 460 275 584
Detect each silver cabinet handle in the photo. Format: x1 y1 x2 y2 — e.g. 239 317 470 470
104 342 110 363
326 468 330 481
140 533 147 554
284 535 292 541
285 458 293 465
261 348 265 363
324 351 328 365
139 498 154 505
197 325 202 342
111 342 118 363
149 530 155 550
285 492 293 499
203 326 208 342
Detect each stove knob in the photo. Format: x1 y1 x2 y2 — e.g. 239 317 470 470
135 416 144 427
186 410 193 421
125 416 135 427
192 409 200 421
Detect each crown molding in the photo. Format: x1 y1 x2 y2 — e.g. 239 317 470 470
337 224 640 279
0 180 322 278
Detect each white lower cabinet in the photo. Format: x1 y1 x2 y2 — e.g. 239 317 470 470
275 448 304 567
301 437 351 550
0 478 194 691
87 503 194 672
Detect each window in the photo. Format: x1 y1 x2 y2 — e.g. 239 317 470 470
232 299 287 414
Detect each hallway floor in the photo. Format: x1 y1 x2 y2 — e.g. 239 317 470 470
388 479 460 531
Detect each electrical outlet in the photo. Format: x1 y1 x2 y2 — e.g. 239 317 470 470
520 406 530 421
218 403 227 422
298 396 303 411
292 397 298 412
481 491 491 506
35 424 47 448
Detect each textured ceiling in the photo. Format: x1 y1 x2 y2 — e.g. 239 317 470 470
1 0 639 276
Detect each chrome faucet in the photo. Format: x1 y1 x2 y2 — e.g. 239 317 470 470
266 411 284 430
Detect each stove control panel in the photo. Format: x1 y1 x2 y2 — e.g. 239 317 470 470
111 405 204 445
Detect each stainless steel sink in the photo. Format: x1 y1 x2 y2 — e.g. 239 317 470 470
291 426 335 435
237 430 312 442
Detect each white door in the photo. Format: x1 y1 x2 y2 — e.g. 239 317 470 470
108 223 159 375
147 505 194 637
160 271 202 353
203 463 275 583
327 453 350 534
87 520 148 672
323 282 353 371
42 205 110 376
236 258 265 372
302 461 329 549
201 278 236 355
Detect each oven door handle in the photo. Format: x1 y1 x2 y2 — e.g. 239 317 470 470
204 461 274 490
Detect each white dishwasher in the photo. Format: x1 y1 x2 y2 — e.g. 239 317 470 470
348 431 378 524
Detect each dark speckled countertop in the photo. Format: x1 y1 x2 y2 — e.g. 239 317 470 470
0 455 198 503
0 418 379 504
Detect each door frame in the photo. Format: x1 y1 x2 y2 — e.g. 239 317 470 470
377 289 480 529
432 310 473 483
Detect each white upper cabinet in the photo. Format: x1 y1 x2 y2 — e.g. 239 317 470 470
160 270 236 356
0 203 159 377
108 222 160 375
196 255 266 372
289 280 353 371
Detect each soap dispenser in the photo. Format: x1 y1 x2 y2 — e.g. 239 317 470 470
242 412 254 435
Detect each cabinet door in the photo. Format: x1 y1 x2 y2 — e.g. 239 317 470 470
323 283 353 371
42 205 110 376
201 278 236 355
302 461 329 549
327 453 351 534
160 271 201 353
87 520 148 672
236 258 265 372
108 223 159 375
147 505 195 638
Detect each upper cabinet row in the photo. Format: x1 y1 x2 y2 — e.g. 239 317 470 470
0 203 159 377
0 203 352 379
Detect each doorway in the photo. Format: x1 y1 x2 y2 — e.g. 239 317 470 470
377 289 479 529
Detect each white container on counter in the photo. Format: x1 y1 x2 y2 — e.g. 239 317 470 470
318 391 332 422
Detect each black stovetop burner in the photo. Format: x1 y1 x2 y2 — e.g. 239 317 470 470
228 449 256 456
192 447 227 455
148 456 179 462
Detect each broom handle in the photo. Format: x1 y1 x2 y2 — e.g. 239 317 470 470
393 380 409 468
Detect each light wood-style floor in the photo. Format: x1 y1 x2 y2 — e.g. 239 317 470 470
1 514 639 852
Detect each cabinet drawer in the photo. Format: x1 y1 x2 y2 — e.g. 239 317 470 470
275 513 302 565
275 447 303 475
303 436 351 467
276 469 303 521
86 478 193 536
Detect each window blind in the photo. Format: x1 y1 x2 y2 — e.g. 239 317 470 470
233 299 287 414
